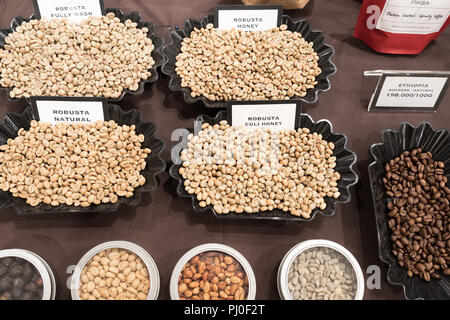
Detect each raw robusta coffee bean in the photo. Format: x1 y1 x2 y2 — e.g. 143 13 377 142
383 148 450 282
0 257 43 300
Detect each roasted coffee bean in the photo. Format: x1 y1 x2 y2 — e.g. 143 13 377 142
13 278 24 289
0 292 12 300
21 292 35 301
22 265 34 281
11 287 23 299
0 277 13 291
383 148 449 282
431 273 441 279
416 263 425 272
0 257 43 300
1 258 13 266
9 266 23 277
0 265 7 277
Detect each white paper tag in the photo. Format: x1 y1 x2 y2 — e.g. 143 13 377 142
34 0 104 24
376 0 450 34
230 102 299 131
32 98 107 125
215 5 282 31
375 76 448 108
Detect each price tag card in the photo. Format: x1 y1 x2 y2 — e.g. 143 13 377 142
227 100 301 131
368 73 449 112
33 0 105 24
30 97 108 125
214 5 282 31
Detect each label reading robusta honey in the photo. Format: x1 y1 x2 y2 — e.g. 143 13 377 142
228 101 301 131
33 0 105 24
214 5 282 31
31 97 108 125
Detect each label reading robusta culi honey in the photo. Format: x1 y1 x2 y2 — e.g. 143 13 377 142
214 5 282 31
31 97 108 125
33 0 105 24
228 101 301 131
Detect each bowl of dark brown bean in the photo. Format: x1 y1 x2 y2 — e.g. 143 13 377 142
0 249 55 300
369 122 450 300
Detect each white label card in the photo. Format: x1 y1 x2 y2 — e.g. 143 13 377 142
230 102 300 131
374 75 448 109
376 0 450 34
31 98 108 125
33 0 105 24
215 5 282 31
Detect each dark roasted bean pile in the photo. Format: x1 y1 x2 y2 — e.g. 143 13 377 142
0 257 43 300
383 148 450 281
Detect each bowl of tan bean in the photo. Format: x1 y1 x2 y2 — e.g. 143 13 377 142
0 8 164 102
278 239 365 300
0 105 165 214
369 122 450 300
162 14 336 108
71 241 160 300
170 243 256 300
169 111 358 221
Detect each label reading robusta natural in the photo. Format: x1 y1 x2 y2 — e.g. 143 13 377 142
229 101 300 131
31 97 108 125
33 0 105 24
214 5 282 31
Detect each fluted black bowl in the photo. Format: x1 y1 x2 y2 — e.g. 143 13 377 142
0 105 165 214
0 8 164 103
162 14 336 108
369 122 450 300
169 111 357 221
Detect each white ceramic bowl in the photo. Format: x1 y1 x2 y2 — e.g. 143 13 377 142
170 243 256 300
70 241 160 300
0 249 54 300
22 249 56 300
277 239 365 300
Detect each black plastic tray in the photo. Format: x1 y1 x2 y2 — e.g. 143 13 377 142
169 111 357 221
0 8 164 103
162 14 336 108
0 105 166 214
369 122 450 300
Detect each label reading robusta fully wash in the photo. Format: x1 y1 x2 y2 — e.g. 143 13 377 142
33 0 105 24
214 5 282 31
31 97 108 125
228 101 301 131
369 73 449 112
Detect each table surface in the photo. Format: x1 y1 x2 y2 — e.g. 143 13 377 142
0 0 448 300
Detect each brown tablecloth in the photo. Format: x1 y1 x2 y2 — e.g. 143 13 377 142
0 0 448 300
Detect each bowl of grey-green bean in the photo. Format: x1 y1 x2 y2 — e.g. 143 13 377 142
277 239 365 300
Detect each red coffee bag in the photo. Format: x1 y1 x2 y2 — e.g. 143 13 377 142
353 0 450 54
